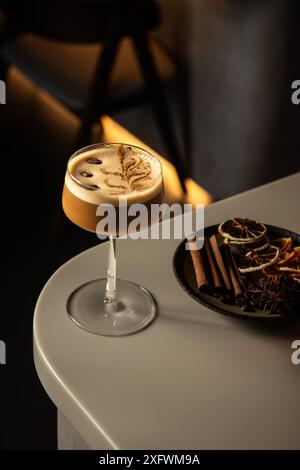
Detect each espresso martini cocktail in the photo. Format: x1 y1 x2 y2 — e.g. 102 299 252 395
63 143 164 234
62 143 164 337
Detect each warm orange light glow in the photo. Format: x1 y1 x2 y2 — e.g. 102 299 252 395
101 116 212 206
10 67 212 207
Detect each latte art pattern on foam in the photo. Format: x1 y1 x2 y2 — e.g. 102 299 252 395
102 145 152 193
72 145 159 195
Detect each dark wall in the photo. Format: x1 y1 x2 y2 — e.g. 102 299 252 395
117 0 300 199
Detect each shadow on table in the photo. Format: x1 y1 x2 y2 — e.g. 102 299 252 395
161 305 300 342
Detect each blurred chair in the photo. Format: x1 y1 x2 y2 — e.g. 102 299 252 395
0 0 187 190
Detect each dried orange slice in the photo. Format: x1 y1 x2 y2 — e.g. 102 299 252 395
238 245 279 273
243 236 270 253
219 218 266 244
277 257 300 275
275 250 295 266
272 237 293 252
227 238 256 246
250 236 270 252
293 247 300 258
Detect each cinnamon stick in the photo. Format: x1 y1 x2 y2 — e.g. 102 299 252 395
187 236 210 293
223 244 243 300
204 237 224 295
209 235 231 291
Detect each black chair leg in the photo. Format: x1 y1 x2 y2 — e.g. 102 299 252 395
74 24 122 150
131 28 188 193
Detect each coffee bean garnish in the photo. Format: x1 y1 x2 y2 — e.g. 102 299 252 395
80 171 93 177
87 157 102 164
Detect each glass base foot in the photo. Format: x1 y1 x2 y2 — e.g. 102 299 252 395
66 279 156 336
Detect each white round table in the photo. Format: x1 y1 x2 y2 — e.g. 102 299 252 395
34 173 300 450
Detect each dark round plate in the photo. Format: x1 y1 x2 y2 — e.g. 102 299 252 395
172 224 300 322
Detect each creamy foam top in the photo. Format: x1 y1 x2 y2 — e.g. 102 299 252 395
65 145 163 205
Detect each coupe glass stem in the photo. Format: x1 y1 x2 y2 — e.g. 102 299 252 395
105 235 117 303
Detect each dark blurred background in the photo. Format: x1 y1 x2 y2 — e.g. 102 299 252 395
0 0 300 449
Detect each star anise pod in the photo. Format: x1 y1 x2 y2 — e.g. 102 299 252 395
241 274 300 315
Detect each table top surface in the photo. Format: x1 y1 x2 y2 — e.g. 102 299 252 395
34 172 300 450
